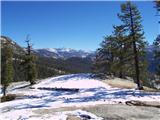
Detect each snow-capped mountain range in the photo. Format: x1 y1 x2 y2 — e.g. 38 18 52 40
1 35 159 73
1 36 94 59
33 48 95 59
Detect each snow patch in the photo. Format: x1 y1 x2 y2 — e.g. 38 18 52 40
0 109 102 120
45 48 58 53
33 74 110 89
0 73 160 120
64 109 103 120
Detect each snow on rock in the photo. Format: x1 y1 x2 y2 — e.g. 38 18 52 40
0 73 160 120
33 73 110 89
0 108 67 120
0 81 30 97
0 109 33 120
64 109 103 120
45 48 58 53
0 109 102 120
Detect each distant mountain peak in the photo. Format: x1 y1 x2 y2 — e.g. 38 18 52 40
45 48 58 53
59 48 73 52
33 48 95 59
1 36 26 55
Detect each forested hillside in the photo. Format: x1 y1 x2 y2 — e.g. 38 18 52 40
1 35 159 83
1 36 93 82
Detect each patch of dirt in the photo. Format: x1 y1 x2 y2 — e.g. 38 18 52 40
102 79 136 89
102 79 159 92
66 114 81 120
33 106 82 114
125 100 160 108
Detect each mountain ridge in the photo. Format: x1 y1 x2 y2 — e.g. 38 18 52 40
1 35 158 73
1 36 94 81
33 48 94 59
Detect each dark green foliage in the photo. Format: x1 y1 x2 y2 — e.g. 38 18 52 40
22 37 37 85
1 36 93 83
22 55 37 84
93 36 114 76
94 26 129 78
111 25 128 78
153 35 160 76
36 56 93 77
12 54 26 81
35 56 64 79
64 57 93 73
154 0 160 76
118 2 148 89
94 2 148 89
1 41 13 96
38 56 92 74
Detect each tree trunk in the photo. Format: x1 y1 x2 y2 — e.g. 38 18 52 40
3 86 6 96
129 3 143 90
119 57 123 78
119 45 123 79
119 71 123 78
133 41 143 90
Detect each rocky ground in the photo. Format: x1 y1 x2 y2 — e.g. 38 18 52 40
0 74 160 120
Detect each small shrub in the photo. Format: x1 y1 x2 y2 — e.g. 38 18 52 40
1 94 16 102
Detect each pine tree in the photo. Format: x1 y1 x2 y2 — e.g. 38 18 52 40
1 40 13 96
94 35 116 76
94 24 132 78
112 25 128 78
154 1 160 76
153 35 160 76
118 1 147 90
22 35 37 85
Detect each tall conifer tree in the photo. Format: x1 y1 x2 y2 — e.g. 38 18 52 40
1 40 13 96
154 0 160 76
94 2 148 89
22 35 37 85
94 35 116 76
153 35 160 76
118 2 147 90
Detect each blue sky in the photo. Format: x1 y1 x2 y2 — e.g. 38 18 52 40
1 1 159 51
